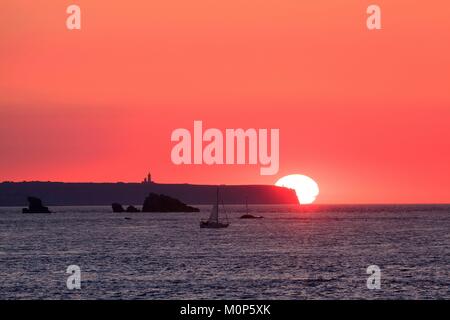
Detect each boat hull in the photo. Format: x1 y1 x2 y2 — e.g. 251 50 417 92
200 221 229 228
240 214 263 219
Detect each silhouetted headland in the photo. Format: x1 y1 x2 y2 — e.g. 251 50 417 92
0 181 299 206
22 196 51 214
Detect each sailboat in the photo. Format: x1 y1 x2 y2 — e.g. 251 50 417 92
240 197 263 219
200 188 229 228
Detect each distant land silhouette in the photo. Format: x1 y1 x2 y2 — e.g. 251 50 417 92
0 181 299 206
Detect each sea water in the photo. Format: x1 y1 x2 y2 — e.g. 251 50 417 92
0 205 449 299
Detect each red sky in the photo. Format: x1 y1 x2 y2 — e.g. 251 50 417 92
1 1 449 204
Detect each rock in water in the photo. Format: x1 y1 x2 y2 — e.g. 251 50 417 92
142 193 199 212
126 205 139 213
112 203 125 213
22 197 51 213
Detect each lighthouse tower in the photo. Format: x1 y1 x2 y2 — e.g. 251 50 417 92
142 172 152 184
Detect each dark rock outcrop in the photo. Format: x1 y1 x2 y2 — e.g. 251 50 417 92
126 205 139 213
142 193 199 212
112 203 125 213
22 197 51 213
112 203 139 213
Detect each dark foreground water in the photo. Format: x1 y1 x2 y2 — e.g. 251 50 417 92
0 205 449 299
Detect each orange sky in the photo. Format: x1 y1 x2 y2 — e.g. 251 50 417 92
1 1 449 204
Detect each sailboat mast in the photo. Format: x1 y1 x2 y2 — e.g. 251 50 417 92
216 187 219 208
246 197 249 214
216 187 219 222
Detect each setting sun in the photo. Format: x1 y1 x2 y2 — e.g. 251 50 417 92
275 174 319 204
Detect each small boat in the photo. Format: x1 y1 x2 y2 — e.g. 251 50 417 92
240 214 263 219
200 188 229 229
240 198 263 219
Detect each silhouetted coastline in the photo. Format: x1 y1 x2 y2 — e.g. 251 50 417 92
0 181 299 206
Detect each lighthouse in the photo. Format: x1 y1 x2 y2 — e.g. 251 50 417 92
142 172 152 184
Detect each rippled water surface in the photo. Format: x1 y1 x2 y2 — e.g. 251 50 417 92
0 205 449 299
